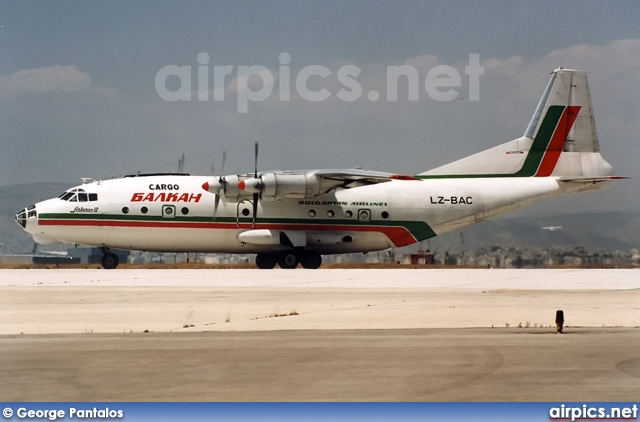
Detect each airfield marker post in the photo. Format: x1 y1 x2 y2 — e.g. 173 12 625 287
555 310 564 333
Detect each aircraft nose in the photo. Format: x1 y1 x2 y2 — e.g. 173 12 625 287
15 205 36 230
15 208 27 228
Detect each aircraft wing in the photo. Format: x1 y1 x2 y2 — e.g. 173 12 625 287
306 168 421 193
210 168 420 202
310 169 396 188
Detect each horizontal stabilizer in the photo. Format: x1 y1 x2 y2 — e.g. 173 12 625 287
559 176 629 183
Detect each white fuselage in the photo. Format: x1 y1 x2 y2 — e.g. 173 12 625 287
19 174 608 255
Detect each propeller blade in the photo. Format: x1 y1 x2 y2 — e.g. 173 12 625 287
254 142 259 178
252 192 259 226
211 149 227 221
219 150 227 183
178 152 185 173
252 142 259 226
213 194 220 221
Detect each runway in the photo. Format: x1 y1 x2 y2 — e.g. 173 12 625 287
2 328 639 401
1 268 639 401
2 268 639 334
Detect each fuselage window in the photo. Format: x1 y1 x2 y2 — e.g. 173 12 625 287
89 193 98 201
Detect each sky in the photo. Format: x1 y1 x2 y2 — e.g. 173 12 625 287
1 0 639 216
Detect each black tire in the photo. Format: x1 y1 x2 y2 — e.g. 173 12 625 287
278 252 299 269
300 251 322 269
255 253 278 269
101 252 119 269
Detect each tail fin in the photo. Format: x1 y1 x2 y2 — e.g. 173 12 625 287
419 68 614 178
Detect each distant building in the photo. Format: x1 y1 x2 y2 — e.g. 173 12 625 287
410 250 435 265
0 254 79 265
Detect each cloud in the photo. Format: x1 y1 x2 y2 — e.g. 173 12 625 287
176 39 640 181
0 65 92 98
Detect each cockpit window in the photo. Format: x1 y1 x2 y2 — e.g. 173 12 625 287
59 188 98 202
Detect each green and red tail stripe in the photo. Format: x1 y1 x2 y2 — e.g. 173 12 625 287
533 105 580 177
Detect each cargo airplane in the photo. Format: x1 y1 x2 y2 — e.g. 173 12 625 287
16 69 623 269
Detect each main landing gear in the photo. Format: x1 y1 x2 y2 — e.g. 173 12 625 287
255 251 322 269
100 248 119 269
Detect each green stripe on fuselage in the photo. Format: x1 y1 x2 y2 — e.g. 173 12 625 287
38 213 438 242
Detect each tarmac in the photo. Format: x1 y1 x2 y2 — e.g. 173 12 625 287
1 268 639 401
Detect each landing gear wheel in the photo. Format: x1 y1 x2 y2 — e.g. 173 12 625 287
101 252 119 269
300 251 322 269
255 253 278 269
278 252 299 269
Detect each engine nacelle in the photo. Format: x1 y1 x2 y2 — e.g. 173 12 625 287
259 172 321 201
205 171 337 203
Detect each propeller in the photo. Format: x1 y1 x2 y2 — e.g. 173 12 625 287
254 142 259 178
202 150 227 221
214 150 227 220
237 142 264 194
235 142 261 226
252 142 259 226
203 143 260 225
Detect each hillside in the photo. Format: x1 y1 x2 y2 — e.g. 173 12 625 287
2 182 639 255
427 212 640 254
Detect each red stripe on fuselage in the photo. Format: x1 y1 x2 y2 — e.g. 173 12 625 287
38 219 418 247
535 105 581 177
